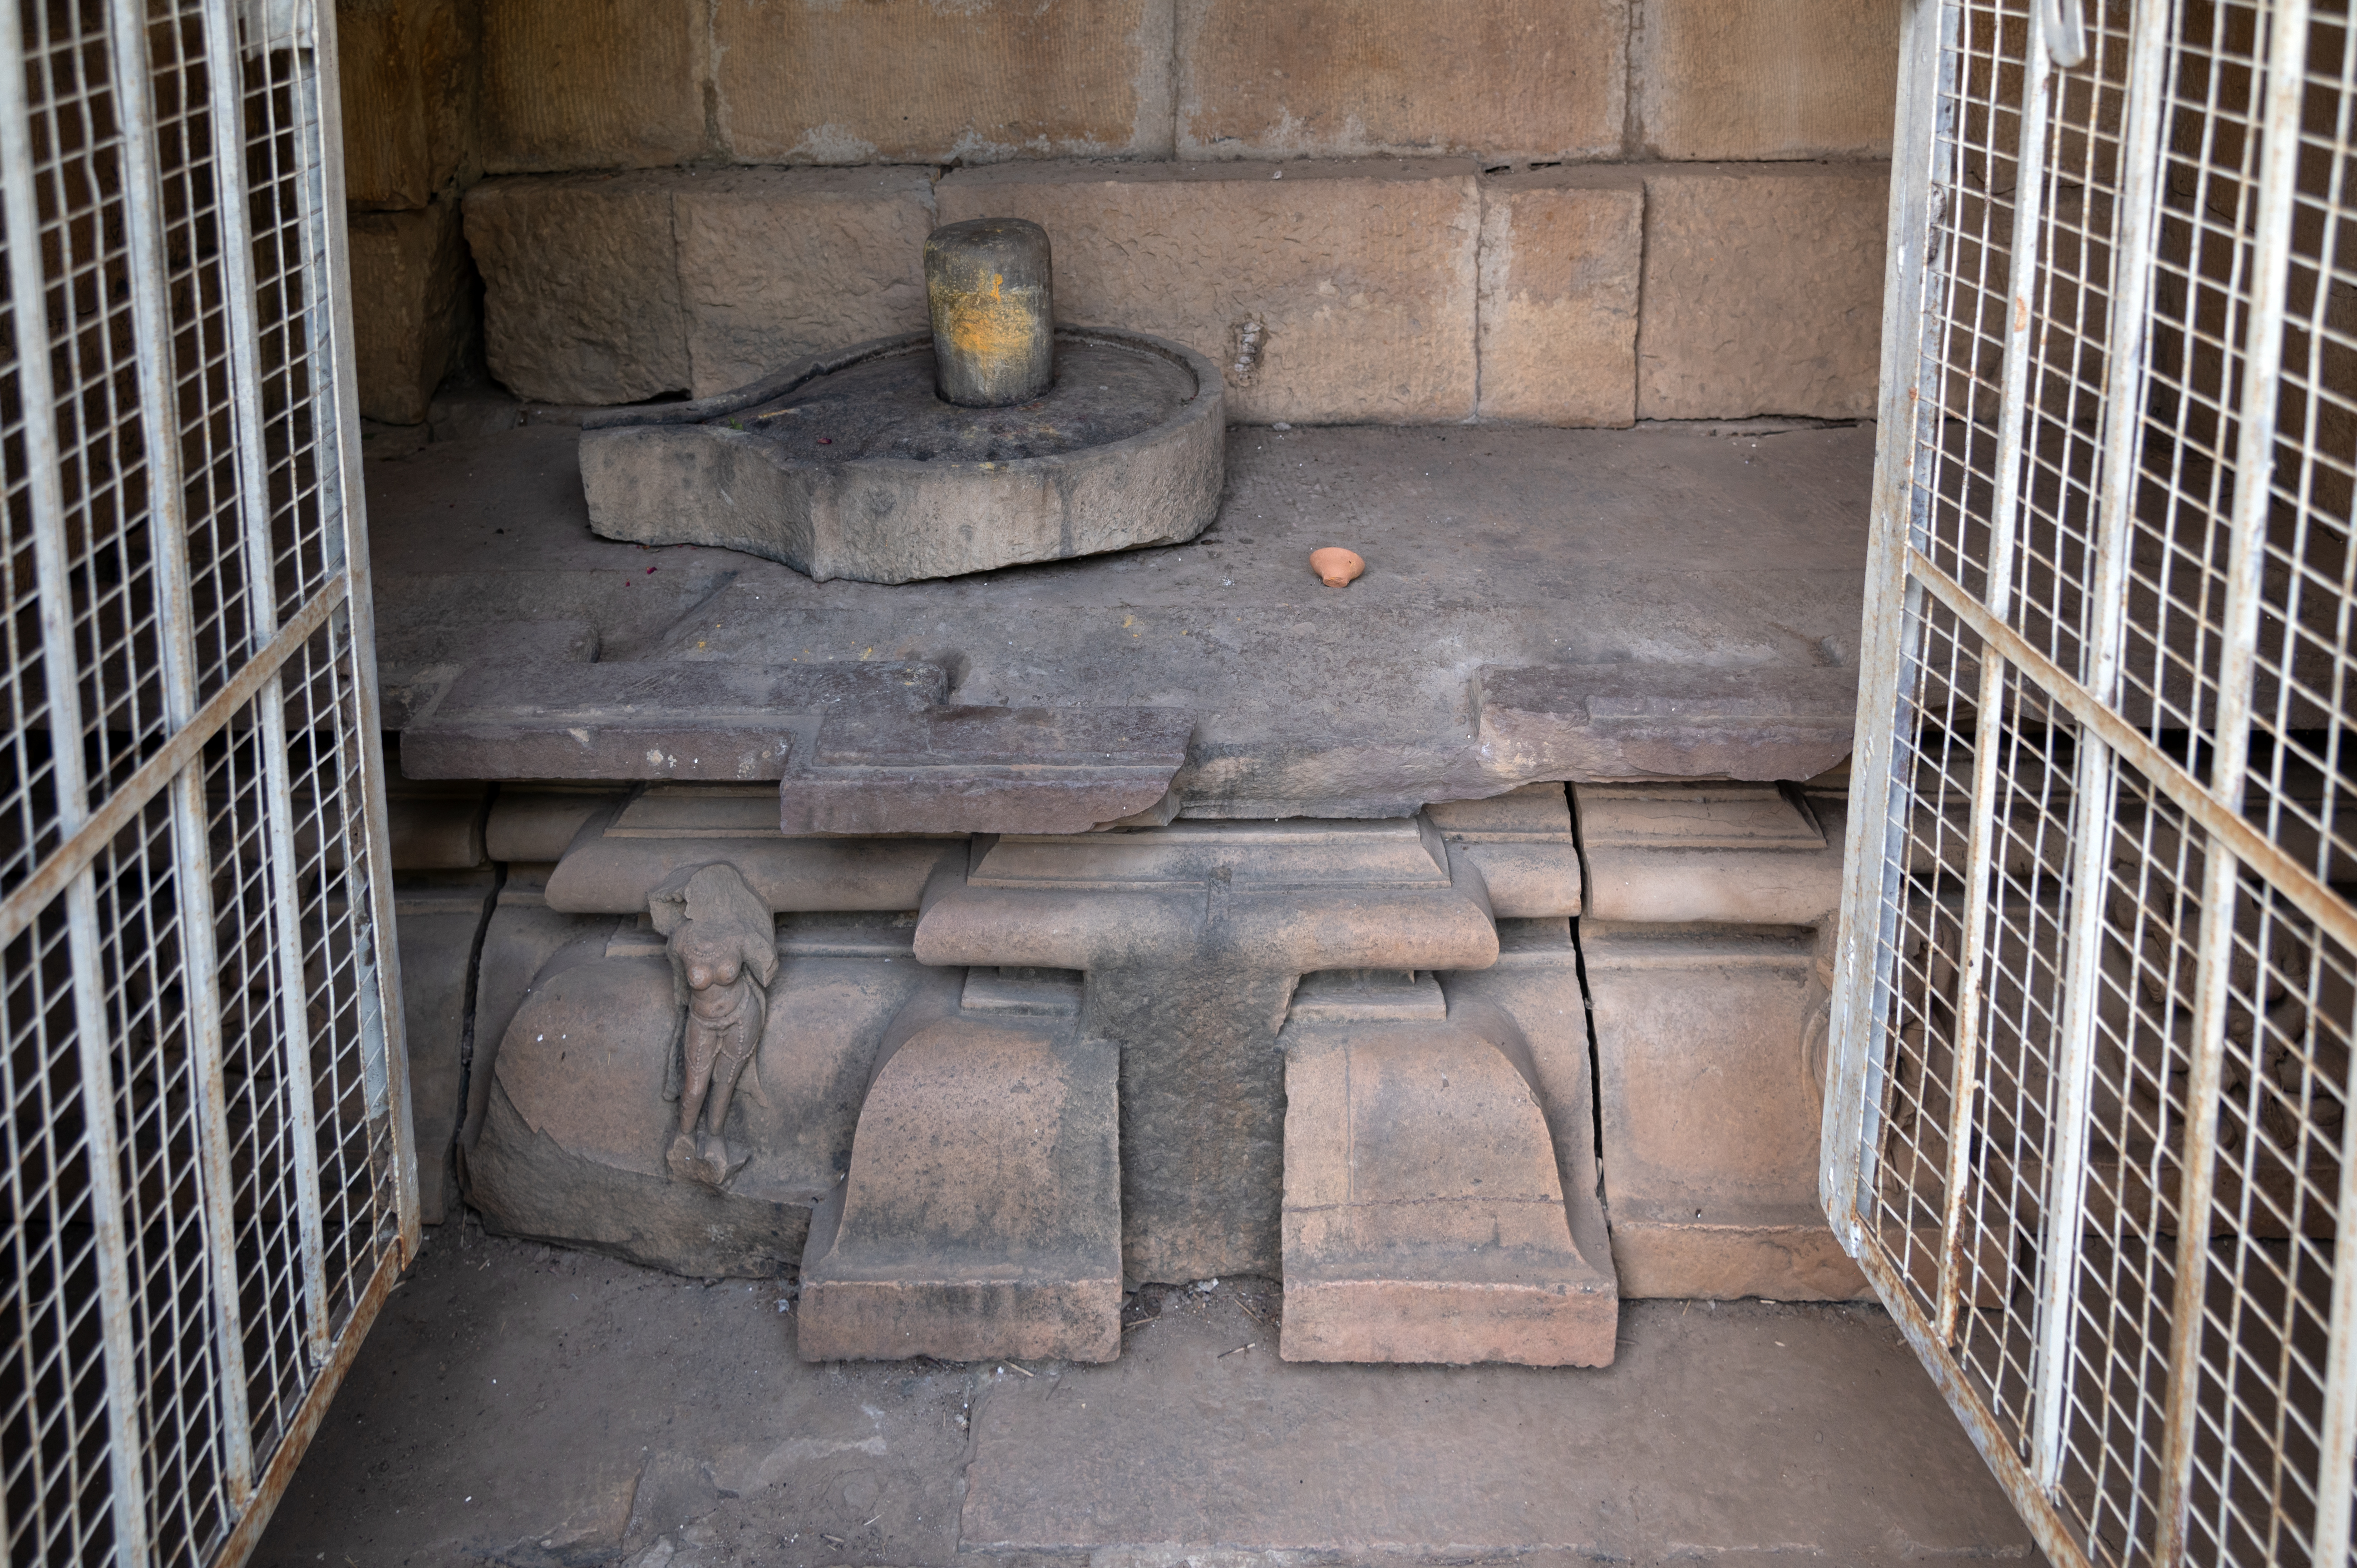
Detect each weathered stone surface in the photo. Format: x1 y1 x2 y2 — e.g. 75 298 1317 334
1477 662 1859 783
372 421 1875 815
1635 0 1903 160
935 160 1481 424
543 786 953 913
799 1008 1123 1364
1577 782 1844 926
457 867 606 1163
464 174 690 405
348 200 470 424
1477 171 1642 427
1585 925 1865 1299
1426 783 1582 917
337 0 473 210
383 763 487 870
466 916 949 1276
393 871 497 1224
404 659 1193 835
1638 164 1890 421
675 168 937 399
715 0 1173 165
478 0 707 172
1176 0 1626 162
579 330 1227 584
482 787 625 864
1278 971 1615 1366
1440 917 1611 1241
916 819 1499 1284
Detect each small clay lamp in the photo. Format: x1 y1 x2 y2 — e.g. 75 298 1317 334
1310 547 1364 587
924 217 1055 407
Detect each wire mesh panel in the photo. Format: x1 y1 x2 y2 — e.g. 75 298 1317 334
0 2 414 1565
1828 0 2357 1563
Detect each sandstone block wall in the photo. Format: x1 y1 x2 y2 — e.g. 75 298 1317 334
341 0 1902 425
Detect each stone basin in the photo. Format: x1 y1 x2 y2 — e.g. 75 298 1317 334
578 326 1225 584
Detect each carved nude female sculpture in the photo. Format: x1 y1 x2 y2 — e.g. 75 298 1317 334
650 862 779 1187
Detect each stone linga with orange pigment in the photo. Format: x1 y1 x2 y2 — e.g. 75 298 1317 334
576 218 1224 585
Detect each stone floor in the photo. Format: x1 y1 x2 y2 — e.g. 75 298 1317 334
252 1227 2045 1567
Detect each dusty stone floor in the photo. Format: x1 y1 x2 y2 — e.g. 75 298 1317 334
253 1227 2044 1568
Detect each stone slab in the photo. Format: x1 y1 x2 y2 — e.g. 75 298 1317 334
348 200 470 426
1639 163 1891 421
1428 782 1583 917
404 657 1193 833
542 786 953 913
337 0 473 210
714 0 1174 164
464 173 691 406
368 421 1875 817
478 0 708 172
1635 0 1903 161
673 167 937 399
1175 0 1626 162
1577 781 1845 926
799 1014 1123 1363
257 1238 2041 1567
935 159 1482 424
1476 168 1644 427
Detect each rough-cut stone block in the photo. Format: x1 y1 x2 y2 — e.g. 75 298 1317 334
715 0 1173 165
1577 783 1844 926
1638 164 1890 421
799 1014 1123 1363
542 786 952 914
393 871 496 1224
1176 0 1626 162
936 160 1481 424
1278 974 1614 1366
1585 925 1866 1299
478 0 707 172
1427 784 1582 917
1477 171 1642 427
676 168 937 399
1476 662 1858 782
1636 0 1902 160
348 200 469 424
464 174 688 405
338 0 473 209
403 658 1193 834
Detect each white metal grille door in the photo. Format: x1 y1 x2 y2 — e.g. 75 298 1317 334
0 1 414 1564
1828 0 2357 1562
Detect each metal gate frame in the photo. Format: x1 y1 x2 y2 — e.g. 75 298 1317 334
1828 0 2357 1562
0 2 415 1564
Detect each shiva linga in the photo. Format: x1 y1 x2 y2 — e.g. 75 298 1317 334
577 217 1225 584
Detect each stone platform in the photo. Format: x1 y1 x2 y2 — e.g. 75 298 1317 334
365 420 1878 1366
375 420 1872 821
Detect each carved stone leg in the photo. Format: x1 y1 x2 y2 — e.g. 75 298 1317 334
1276 969 1616 1366
799 971 1122 1363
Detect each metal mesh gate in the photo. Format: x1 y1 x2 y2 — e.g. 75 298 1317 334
0 1 413 1563
1829 0 2357 1561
